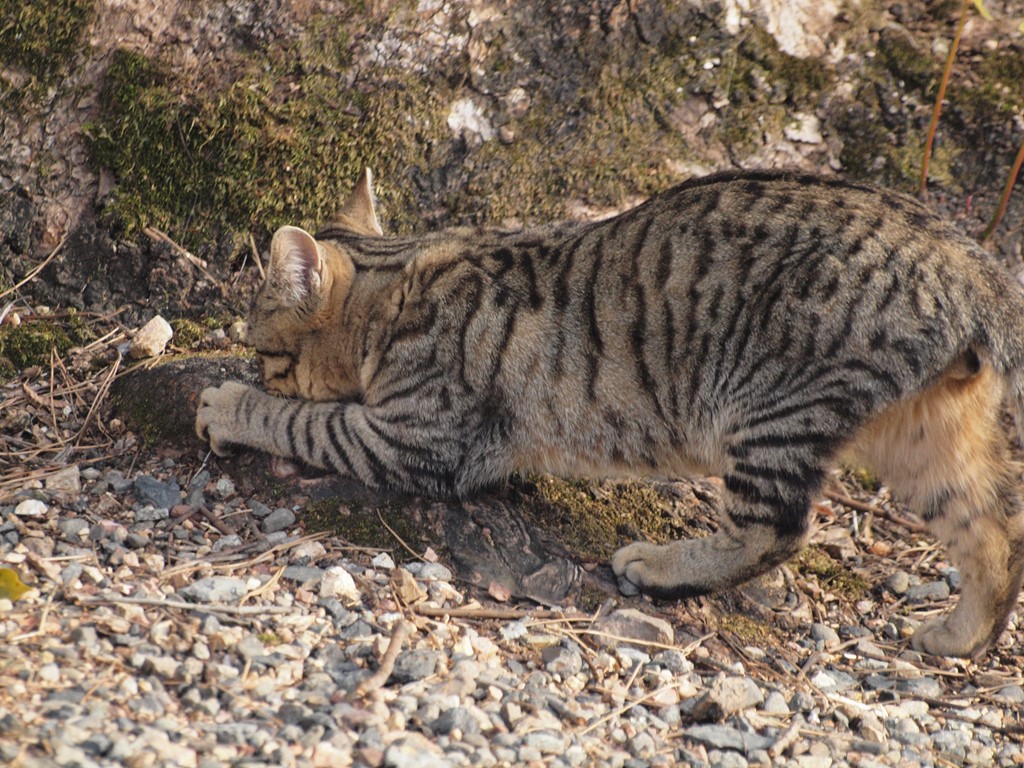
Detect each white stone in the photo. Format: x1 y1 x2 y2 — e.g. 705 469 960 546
785 113 824 144
14 499 47 517
320 566 360 602
447 97 494 143
130 315 173 359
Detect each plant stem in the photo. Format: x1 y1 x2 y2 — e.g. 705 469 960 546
921 0 971 201
980 139 1024 242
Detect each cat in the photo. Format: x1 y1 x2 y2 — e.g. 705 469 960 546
196 168 1024 658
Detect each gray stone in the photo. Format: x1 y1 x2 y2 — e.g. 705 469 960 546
994 684 1024 703
542 645 583 678
179 576 250 603
592 608 673 649
905 580 950 603
692 676 765 721
390 649 443 684
810 622 841 649
809 668 857 693
249 499 272 517
897 676 944 698
432 706 479 735
524 729 567 754
761 690 790 715
133 475 181 510
884 570 911 594
262 507 296 534
57 519 90 539
684 724 773 754
283 566 324 584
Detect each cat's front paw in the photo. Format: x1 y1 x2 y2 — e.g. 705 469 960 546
195 381 252 456
612 542 670 596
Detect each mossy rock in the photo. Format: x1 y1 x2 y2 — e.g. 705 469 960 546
0 315 94 381
793 547 868 600
0 0 95 103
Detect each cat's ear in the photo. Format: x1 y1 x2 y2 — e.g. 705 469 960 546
335 168 384 237
268 225 324 308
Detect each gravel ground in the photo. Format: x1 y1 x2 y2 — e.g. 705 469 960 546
2 442 1023 768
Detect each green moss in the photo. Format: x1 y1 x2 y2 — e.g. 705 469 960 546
793 547 868 599
514 475 702 562
0 319 87 378
302 497 425 562
877 26 936 92
717 613 779 646
0 0 95 88
87 33 452 253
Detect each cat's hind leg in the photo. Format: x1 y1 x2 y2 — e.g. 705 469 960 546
612 436 830 598
850 361 1024 658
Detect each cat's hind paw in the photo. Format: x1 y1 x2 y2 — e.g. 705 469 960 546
910 617 989 659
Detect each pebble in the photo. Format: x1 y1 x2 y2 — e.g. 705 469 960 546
262 507 296 533
692 675 764 721
133 475 182 510
179 576 251 603
14 499 48 517
129 315 173 358
592 608 673 649
905 580 951 603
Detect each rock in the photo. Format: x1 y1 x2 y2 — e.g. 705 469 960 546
179 576 251 603
810 622 841 649
591 608 673 649
383 733 448 768
129 315 173 359
390 650 443 684
371 553 395 570
14 499 47 517
993 685 1024 704
692 676 765 722
133 476 181 510
897 677 944 698
905 580 950 603
320 566 360 602
541 645 583 678
809 668 857 693
884 571 911 594
431 706 480 736
57 519 89 540
761 691 790 715
45 465 81 497
683 724 774 754
261 508 296 534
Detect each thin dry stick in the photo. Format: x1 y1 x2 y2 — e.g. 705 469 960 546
355 620 415 696
980 138 1024 241
76 595 294 615
920 0 971 200
74 351 123 446
249 232 266 280
825 490 927 533
413 604 573 621
0 237 66 301
376 509 426 562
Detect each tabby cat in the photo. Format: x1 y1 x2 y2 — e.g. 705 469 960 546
197 168 1024 658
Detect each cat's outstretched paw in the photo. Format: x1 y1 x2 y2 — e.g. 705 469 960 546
611 541 692 597
195 381 251 456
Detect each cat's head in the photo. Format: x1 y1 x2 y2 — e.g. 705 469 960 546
247 169 382 400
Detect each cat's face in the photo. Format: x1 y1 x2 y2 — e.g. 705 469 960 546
247 227 360 401
247 169 383 401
